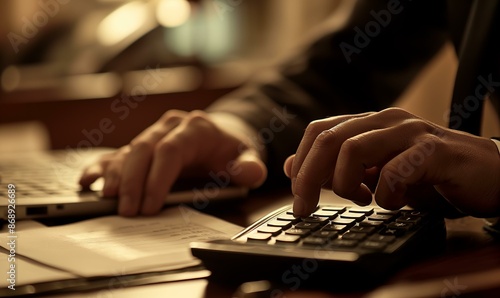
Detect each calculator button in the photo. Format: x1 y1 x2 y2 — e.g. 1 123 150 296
401 210 428 217
257 226 282 236
295 222 320 230
374 209 400 216
361 241 387 251
342 232 367 241
322 224 349 233
277 214 300 222
268 220 292 229
321 206 346 213
275 234 301 243
332 218 356 226
313 210 338 218
369 234 396 243
367 214 393 222
329 239 359 248
359 219 384 227
349 226 376 234
312 230 338 239
285 228 310 236
341 212 366 221
247 233 272 241
379 228 405 237
396 216 421 225
302 216 329 224
347 207 374 214
302 237 328 246
387 222 414 231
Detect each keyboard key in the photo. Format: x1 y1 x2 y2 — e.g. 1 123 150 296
247 233 272 241
342 232 367 241
369 234 396 243
275 234 301 243
312 230 338 239
322 224 349 233
361 241 387 251
329 239 358 248
295 222 320 230
285 228 310 236
332 218 356 226
302 237 328 246
349 226 376 234
257 226 282 236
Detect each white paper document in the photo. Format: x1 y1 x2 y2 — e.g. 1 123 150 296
0 206 242 278
0 220 78 288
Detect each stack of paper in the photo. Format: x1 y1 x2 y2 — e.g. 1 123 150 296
0 205 242 294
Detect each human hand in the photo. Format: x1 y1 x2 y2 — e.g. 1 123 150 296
79 110 267 216
284 108 500 218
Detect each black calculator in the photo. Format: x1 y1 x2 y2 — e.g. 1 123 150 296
190 205 446 291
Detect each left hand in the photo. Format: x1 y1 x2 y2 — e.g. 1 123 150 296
284 108 500 218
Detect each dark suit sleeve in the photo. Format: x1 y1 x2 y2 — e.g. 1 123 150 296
207 0 449 184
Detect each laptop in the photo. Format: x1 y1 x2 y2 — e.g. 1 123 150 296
0 148 248 220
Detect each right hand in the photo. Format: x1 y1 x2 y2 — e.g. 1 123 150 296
79 110 267 217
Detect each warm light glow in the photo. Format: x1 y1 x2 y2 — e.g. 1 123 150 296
97 1 149 46
156 0 191 28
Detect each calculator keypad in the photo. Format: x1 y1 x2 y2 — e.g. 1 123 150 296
240 206 430 252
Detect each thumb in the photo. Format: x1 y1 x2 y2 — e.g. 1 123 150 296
230 149 267 188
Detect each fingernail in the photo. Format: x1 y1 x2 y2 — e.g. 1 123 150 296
291 177 297 194
293 196 306 217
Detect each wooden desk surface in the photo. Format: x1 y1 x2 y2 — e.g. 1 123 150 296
54 189 500 298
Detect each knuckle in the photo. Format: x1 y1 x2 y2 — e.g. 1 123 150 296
340 137 363 157
130 140 155 154
155 139 181 155
401 118 432 134
160 109 186 123
380 107 411 118
313 129 336 148
305 120 327 138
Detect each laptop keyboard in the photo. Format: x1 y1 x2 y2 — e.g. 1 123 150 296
0 157 85 199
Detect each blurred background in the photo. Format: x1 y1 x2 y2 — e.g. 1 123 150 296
0 0 342 151
0 0 497 152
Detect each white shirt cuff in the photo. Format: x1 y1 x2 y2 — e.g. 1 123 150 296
492 139 500 155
